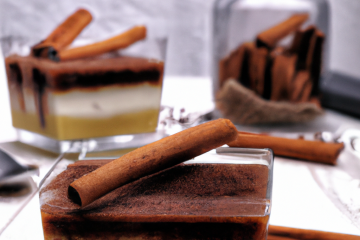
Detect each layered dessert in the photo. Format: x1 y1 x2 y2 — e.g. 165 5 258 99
40 159 270 240
5 55 164 140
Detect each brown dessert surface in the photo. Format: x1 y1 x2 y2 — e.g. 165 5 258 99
40 160 269 221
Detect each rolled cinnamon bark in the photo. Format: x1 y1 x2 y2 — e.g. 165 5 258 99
256 14 309 49
32 8 92 58
58 25 146 61
290 71 310 102
267 235 296 240
294 26 316 70
310 30 325 96
288 29 304 53
271 54 297 101
219 42 254 88
298 80 313 102
228 131 344 165
248 47 268 96
69 119 238 207
268 225 360 240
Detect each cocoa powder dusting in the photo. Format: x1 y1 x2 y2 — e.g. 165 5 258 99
40 160 270 240
41 160 268 217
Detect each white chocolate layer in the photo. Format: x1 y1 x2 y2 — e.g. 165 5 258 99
46 83 162 118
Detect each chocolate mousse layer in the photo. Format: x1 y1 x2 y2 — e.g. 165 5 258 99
6 55 163 96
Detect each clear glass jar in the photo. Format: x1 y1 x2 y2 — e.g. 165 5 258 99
212 0 330 100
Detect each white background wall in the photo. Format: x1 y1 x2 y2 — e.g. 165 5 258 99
1 0 359 142
0 0 359 78
328 0 360 79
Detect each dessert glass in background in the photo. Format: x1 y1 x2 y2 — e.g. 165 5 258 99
39 147 274 240
212 0 330 124
0 1 168 154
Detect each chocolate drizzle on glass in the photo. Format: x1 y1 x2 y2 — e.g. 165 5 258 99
8 63 25 111
32 68 46 128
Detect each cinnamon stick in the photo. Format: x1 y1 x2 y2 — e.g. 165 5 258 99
219 44 245 87
57 25 146 61
219 42 254 88
267 236 296 240
248 47 268 96
238 42 254 88
69 118 238 207
310 30 325 96
256 14 309 49
294 26 316 70
268 225 360 240
290 71 310 102
263 47 284 100
288 29 304 53
228 131 344 165
298 80 313 102
271 54 297 101
32 8 92 58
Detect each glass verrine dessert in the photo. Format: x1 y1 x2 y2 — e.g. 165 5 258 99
2 7 167 145
5 53 164 140
39 147 273 240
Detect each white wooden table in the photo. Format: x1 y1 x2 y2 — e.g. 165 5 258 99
0 63 359 238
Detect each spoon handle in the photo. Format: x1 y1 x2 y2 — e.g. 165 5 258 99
0 147 71 236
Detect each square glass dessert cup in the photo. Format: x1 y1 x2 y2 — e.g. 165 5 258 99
1 2 168 152
5 36 166 142
39 147 274 240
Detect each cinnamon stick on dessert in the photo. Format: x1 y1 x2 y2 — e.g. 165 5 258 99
256 14 309 49
69 119 238 207
268 225 360 240
32 8 92 58
228 131 344 165
57 25 146 61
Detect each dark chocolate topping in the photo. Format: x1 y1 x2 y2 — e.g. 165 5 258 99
54 69 160 91
6 55 163 90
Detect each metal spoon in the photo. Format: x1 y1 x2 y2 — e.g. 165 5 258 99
0 146 69 236
0 148 38 184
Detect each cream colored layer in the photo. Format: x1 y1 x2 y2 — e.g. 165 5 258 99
11 109 159 140
48 84 162 118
